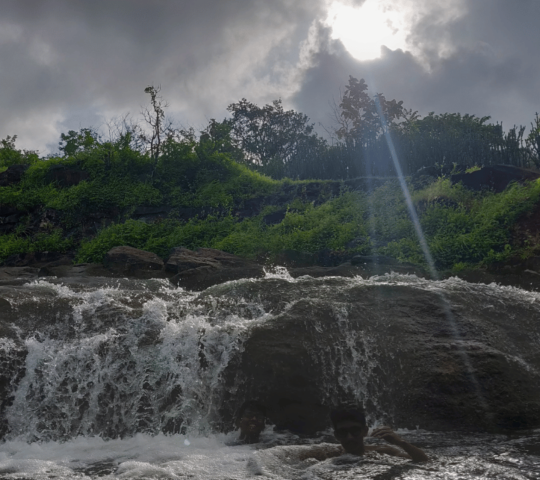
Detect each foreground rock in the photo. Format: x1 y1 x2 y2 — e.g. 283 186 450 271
215 277 540 434
103 246 166 278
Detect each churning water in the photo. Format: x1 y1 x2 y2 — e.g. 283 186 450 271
0 271 539 478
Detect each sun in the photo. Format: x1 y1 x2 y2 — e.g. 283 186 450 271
325 0 408 61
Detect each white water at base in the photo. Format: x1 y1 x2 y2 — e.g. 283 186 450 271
0 429 539 479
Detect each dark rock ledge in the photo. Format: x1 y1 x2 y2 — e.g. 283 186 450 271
2 246 540 292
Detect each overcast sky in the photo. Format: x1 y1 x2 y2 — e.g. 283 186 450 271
1 0 539 154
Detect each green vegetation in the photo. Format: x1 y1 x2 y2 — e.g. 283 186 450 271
72 178 540 273
2 80 540 275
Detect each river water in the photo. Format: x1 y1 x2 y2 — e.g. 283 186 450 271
0 271 539 479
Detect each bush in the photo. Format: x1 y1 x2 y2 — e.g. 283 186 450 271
0 230 74 263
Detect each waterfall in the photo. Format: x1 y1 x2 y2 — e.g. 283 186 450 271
1 272 540 443
2 279 257 441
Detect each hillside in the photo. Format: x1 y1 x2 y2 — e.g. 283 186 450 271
2 134 540 281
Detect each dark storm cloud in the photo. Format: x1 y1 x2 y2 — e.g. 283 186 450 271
0 0 326 151
1 0 539 153
292 0 540 136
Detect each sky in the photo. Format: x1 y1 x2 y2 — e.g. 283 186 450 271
1 0 539 155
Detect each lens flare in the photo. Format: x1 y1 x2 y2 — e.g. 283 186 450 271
371 90 491 417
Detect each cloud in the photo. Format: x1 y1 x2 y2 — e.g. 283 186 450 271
0 0 326 152
1 0 538 154
291 0 540 136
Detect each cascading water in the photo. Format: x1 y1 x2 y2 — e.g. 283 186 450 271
2 279 260 441
0 271 540 479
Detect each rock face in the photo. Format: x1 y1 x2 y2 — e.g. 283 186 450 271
451 165 540 192
0 164 29 187
213 277 540 434
103 246 166 278
167 247 265 290
0 275 539 441
45 165 89 187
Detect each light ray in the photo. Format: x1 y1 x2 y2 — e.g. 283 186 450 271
370 89 492 421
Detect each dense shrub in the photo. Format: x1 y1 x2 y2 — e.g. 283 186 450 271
74 179 540 272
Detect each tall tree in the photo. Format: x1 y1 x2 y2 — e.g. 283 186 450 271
226 98 320 168
336 76 404 148
140 85 176 175
526 113 540 167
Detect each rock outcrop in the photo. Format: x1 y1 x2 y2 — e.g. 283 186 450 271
1 273 539 440
103 246 166 278
214 277 540 434
0 164 29 187
167 247 265 290
451 165 540 192
45 165 89 187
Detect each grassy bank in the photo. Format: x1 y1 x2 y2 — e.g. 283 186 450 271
2 136 540 273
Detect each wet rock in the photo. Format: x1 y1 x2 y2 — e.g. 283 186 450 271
351 255 401 266
167 247 264 290
38 262 112 278
1 275 540 439
350 256 425 277
453 268 540 292
0 164 29 187
272 250 318 267
2 252 72 268
0 267 39 283
216 278 540 434
103 246 166 278
451 165 540 193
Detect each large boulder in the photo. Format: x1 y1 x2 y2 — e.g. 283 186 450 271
0 275 539 440
103 246 166 278
0 267 39 284
213 277 540 434
451 165 540 192
166 247 265 290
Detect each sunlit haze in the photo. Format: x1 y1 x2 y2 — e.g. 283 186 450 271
325 0 408 61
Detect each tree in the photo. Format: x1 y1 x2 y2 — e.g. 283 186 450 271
336 76 404 148
140 85 176 174
226 98 320 168
526 112 540 167
59 128 99 156
0 135 39 167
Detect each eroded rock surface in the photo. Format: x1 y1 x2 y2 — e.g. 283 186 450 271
0 164 29 187
212 277 540 434
103 246 166 278
0 275 539 441
451 165 540 192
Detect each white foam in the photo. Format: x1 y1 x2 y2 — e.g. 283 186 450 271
0 432 258 480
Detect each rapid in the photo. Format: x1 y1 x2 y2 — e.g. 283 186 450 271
0 270 539 479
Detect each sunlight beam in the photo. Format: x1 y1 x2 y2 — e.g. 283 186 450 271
371 91 492 421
